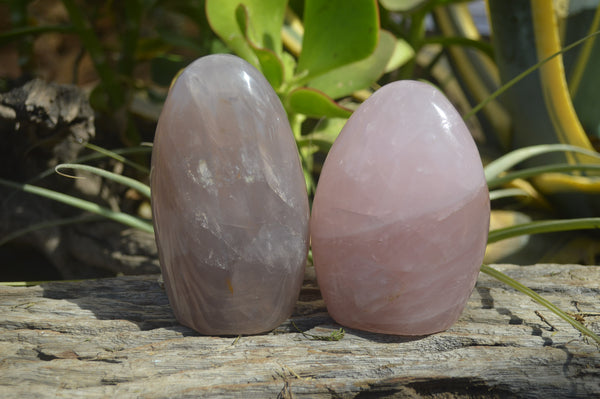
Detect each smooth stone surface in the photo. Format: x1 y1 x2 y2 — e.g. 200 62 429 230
151 54 309 335
310 80 490 336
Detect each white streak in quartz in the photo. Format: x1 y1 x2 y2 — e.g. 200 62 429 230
191 159 217 195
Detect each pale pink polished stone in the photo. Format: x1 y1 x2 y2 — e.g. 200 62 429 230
310 80 490 336
151 54 309 335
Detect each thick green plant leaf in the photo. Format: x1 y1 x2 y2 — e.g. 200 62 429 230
281 51 297 86
205 1 257 66
286 88 352 119
205 0 287 68
235 3 285 88
297 0 379 80
297 117 348 153
238 1 287 54
307 30 396 99
385 37 415 73
251 45 284 89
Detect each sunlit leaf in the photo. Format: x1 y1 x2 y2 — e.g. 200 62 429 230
286 88 352 119
297 0 378 79
385 37 415 73
483 144 600 182
379 0 428 12
205 0 258 66
297 117 348 153
205 0 287 68
251 45 284 89
489 188 530 201
308 30 396 99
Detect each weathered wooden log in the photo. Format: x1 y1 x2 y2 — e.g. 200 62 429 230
1 263 599 398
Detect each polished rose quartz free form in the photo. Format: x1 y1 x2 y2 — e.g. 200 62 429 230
151 54 309 335
310 80 490 336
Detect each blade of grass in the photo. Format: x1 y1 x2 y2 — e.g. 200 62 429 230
487 163 600 189
422 35 494 59
0 178 154 234
0 214 101 246
465 29 600 120
84 143 150 174
489 188 530 201
55 163 151 198
23 146 152 185
480 264 600 345
484 144 600 182
488 218 600 244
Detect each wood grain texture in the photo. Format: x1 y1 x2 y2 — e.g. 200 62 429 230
1 264 599 398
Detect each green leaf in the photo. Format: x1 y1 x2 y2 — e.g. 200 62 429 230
297 117 348 153
297 0 379 79
206 0 257 66
206 1 287 86
55 164 151 199
236 0 287 54
489 188 530 201
483 144 600 182
385 37 415 73
487 217 600 244
281 51 297 86
206 0 287 67
234 3 284 88
308 30 396 99
206 0 285 68
487 163 600 189
379 0 428 12
0 178 154 234
286 88 352 119
250 45 284 89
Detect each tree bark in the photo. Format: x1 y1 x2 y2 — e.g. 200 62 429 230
1 263 599 398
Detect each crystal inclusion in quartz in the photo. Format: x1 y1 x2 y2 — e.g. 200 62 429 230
310 80 490 336
151 54 309 335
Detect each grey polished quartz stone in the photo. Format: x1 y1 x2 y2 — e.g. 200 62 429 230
151 54 309 335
